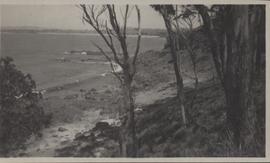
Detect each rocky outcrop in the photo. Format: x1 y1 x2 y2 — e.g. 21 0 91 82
55 120 120 157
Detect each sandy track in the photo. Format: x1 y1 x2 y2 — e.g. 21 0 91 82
21 110 101 157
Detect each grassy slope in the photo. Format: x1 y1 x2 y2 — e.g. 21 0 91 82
134 50 265 157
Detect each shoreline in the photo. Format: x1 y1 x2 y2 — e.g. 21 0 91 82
1 31 164 38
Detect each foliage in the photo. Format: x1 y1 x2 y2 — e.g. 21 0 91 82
151 5 175 15
0 57 49 156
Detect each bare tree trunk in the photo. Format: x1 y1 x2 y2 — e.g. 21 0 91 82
189 56 199 111
196 5 226 89
119 66 137 157
163 16 187 127
80 5 141 157
176 51 187 127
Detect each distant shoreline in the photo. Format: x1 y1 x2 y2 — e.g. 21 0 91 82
1 28 167 38
1 31 163 38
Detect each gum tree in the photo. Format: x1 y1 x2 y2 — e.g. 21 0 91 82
79 4 141 157
151 5 187 127
196 5 265 153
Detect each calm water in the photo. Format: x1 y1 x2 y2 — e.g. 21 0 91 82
1 32 165 88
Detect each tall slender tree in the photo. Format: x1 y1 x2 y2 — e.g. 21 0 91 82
173 5 201 109
196 5 265 152
80 5 141 157
151 5 187 127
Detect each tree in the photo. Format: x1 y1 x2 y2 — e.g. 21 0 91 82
196 5 265 153
151 5 187 127
79 5 141 157
173 5 201 109
0 57 47 156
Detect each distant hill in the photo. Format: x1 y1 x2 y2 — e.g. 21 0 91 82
1 26 94 34
1 26 167 37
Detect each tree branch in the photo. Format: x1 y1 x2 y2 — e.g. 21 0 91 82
123 5 129 40
92 42 123 84
132 6 141 68
80 4 124 68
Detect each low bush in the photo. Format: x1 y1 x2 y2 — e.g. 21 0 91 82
0 57 50 156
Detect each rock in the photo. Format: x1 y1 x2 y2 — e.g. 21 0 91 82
60 140 70 145
93 130 101 137
93 121 110 131
58 127 68 132
84 89 98 99
100 119 121 127
92 121 120 141
75 132 83 139
79 141 95 149
135 107 143 113
79 89 86 92
81 51 87 55
64 94 78 100
104 89 112 94
96 137 106 142
75 131 95 142
101 73 107 77
55 142 79 157
90 88 97 92
84 93 94 100
60 136 70 142
18 152 28 157
83 131 92 137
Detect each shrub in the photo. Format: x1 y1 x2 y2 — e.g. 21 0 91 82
0 57 49 156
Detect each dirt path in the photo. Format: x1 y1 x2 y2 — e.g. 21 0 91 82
19 109 101 157
135 82 176 106
135 79 195 106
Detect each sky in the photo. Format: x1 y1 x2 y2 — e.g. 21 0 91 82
0 5 165 30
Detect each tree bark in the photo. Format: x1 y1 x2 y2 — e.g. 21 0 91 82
197 5 259 151
163 16 187 127
196 5 225 88
223 6 258 152
120 66 137 157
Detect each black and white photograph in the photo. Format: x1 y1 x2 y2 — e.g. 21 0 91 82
0 0 268 160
